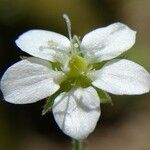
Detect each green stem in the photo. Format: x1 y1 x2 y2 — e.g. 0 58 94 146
72 139 83 150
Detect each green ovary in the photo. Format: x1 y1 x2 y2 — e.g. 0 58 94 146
60 55 91 91
67 55 88 78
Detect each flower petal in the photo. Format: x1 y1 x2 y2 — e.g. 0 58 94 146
91 59 150 95
52 87 100 140
81 23 136 63
21 56 52 68
16 30 71 62
1 60 60 104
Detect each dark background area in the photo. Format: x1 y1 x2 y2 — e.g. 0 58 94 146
0 0 150 150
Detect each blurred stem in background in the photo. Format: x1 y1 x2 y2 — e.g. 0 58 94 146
72 139 83 150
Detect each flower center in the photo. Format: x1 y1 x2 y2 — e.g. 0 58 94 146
66 55 88 78
59 55 91 91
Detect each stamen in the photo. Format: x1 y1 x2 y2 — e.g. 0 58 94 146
63 58 70 72
73 35 80 45
63 14 72 41
74 43 79 48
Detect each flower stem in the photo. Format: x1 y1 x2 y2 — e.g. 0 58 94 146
72 139 83 150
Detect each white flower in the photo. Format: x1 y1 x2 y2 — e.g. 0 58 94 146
1 15 150 140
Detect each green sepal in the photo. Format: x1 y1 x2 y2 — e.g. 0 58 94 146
91 61 107 70
42 96 54 115
51 62 62 71
115 51 128 60
96 88 113 105
42 90 62 115
91 52 128 71
72 35 81 46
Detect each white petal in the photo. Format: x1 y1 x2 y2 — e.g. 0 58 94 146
81 23 136 63
52 87 100 140
1 60 60 104
21 56 52 68
91 59 150 95
16 30 71 62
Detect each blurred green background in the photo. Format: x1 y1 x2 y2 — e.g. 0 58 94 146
0 0 150 150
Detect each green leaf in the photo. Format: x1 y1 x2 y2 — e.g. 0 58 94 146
96 88 113 105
